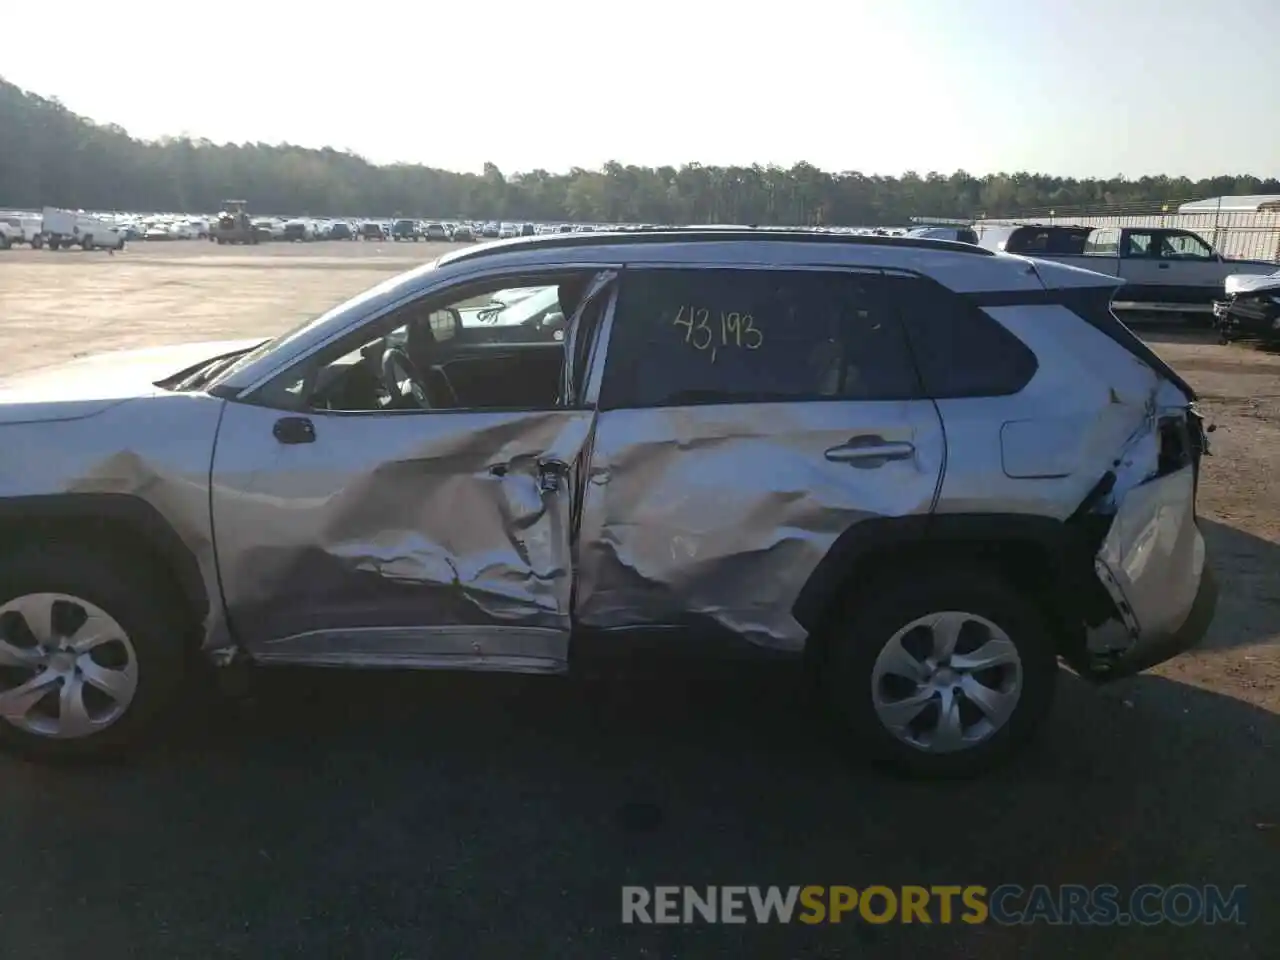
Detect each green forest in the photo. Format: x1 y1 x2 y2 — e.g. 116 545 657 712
2 77 1276 225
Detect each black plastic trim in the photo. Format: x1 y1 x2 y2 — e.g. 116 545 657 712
791 513 1076 632
0 494 209 622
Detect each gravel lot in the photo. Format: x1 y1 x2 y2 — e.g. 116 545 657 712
0 241 1276 959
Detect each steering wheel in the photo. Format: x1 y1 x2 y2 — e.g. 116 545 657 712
380 346 432 409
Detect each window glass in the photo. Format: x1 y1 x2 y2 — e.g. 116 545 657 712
1008 227 1091 256
1125 232 1154 256
1084 229 1119 255
891 277 1039 398
1158 232 1213 259
601 269 920 408
262 279 577 414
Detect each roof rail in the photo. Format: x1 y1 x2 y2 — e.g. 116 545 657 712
440 227 996 265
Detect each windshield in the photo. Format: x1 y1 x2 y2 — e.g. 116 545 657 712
207 259 441 386
470 286 560 327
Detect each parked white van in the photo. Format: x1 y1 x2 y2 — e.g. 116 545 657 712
41 207 125 250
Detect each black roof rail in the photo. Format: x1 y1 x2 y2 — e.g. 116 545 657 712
439 227 997 265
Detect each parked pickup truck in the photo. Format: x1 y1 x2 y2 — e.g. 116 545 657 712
974 223 1277 317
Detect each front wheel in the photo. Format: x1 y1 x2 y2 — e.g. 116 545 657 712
817 566 1057 779
0 545 191 760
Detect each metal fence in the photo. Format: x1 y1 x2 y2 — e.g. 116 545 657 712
976 200 1280 263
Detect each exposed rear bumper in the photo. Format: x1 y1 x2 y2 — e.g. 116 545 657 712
1091 556 1217 682
1083 462 1217 682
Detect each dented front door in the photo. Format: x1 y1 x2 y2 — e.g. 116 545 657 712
210 405 595 672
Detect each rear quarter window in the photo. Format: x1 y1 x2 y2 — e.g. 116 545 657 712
888 276 1039 398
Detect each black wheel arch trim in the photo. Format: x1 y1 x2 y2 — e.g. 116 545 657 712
792 512 1103 635
0 493 209 624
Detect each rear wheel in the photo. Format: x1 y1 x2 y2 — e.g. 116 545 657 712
818 566 1057 779
0 545 191 760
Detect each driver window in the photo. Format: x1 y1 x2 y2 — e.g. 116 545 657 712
269 277 586 414
1159 232 1213 259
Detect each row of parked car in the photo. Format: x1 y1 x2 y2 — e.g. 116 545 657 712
0 208 645 250
271 218 630 243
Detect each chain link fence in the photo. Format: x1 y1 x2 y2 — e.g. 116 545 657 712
976 198 1280 262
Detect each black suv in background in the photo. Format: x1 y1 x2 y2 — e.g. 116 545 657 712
391 219 422 242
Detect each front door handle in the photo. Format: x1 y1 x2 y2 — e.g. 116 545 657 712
824 436 915 466
1158 262 1170 269
273 416 316 445
537 458 570 492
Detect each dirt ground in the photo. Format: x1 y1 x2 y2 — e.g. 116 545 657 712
0 240 1276 959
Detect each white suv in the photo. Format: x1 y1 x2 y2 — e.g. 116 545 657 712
0 230 1214 775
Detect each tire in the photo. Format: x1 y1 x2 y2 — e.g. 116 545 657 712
0 544 192 760
48 239 61 251
32 236 44 249
817 565 1057 779
0 235 9 250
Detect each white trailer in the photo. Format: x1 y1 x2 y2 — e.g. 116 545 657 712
41 207 125 251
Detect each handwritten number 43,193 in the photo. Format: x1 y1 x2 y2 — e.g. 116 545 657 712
672 305 763 361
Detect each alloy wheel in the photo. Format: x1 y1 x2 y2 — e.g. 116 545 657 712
0 593 139 740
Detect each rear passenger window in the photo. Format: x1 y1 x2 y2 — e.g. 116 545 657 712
890 277 1038 398
600 269 921 408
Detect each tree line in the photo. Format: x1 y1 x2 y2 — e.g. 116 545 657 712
3 77 1277 225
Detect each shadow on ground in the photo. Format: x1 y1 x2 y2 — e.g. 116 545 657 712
0 659 1275 959
1200 518 1280 650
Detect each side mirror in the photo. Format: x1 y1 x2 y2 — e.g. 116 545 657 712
427 308 462 342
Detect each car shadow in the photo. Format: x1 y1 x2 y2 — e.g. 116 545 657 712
1200 517 1280 650
2 660 1276 959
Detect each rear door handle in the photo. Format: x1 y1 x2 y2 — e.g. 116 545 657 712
1158 262 1170 269
824 436 915 466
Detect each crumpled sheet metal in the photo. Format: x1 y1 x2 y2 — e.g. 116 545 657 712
573 404 940 651
1091 382 1205 652
1096 464 1203 646
1224 270 1280 297
211 404 594 650
0 395 231 649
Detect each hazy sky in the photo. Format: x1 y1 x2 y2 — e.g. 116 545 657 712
5 0 1278 179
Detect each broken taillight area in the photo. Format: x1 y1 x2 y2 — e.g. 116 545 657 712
1157 415 1193 475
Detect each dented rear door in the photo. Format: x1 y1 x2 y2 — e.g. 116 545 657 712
574 266 944 651
210 404 595 672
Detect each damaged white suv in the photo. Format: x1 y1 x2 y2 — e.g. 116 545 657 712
0 230 1215 776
